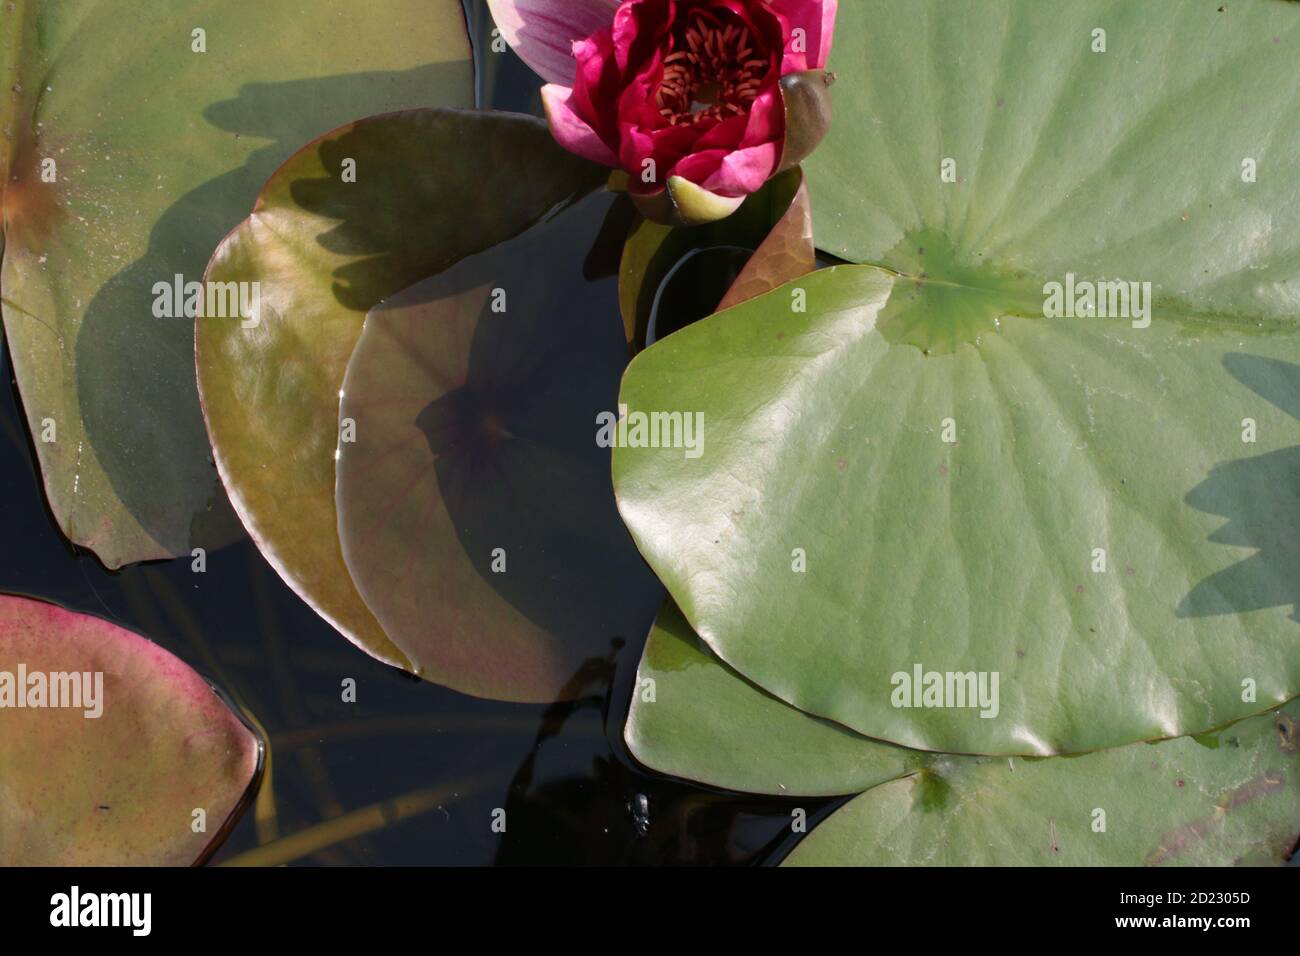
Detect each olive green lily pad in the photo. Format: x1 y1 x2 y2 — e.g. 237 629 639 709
197 110 607 671
627 599 921 797
334 191 664 701
0 0 473 567
785 702 1300 866
0 593 262 865
613 0 1300 755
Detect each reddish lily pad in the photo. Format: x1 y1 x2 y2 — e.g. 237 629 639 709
335 190 664 701
197 111 607 672
0 593 262 865
716 170 815 311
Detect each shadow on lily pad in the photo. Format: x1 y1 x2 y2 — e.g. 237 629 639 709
1178 354 1299 623
336 190 665 702
74 64 470 563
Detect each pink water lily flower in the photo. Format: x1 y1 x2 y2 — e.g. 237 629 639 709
487 0 838 225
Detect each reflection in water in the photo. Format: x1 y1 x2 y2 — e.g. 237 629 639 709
647 246 752 345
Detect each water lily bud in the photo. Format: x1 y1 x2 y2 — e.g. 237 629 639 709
491 0 839 226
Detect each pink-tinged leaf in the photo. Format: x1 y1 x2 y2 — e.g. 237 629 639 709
0 594 262 866
717 169 815 310
487 0 622 85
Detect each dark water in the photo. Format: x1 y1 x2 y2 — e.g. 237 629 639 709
0 0 835 866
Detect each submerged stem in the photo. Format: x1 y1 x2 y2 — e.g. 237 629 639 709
218 774 497 867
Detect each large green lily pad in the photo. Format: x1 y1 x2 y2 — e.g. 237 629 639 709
0 593 261 865
627 600 920 797
197 111 607 670
615 266 1300 755
629 605 1300 864
809 0 1300 326
335 191 664 701
612 0 1300 755
785 702 1300 866
0 0 473 567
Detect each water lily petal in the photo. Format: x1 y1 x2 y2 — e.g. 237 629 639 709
543 84 621 165
541 0 833 208
771 0 838 69
613 0 674 73
740 85 785 148
572 31 626 144
679 141 781 197
667 175 747 224
631 176 747 227
487 0 622 85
